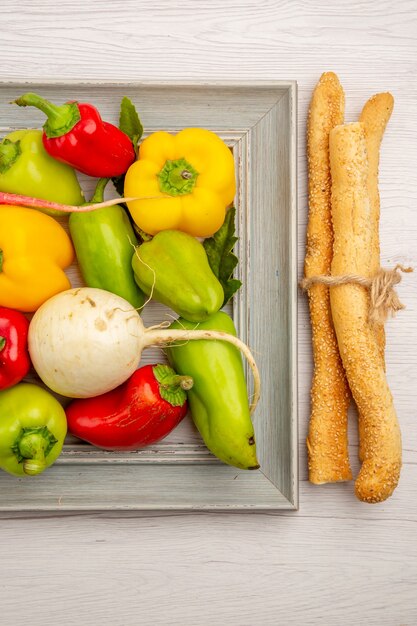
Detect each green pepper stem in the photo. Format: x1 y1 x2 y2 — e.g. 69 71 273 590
23 458 46 476
19 432 47 476
89 178 110 204
13 92 81 139
12 426 58 477
145 328 261 414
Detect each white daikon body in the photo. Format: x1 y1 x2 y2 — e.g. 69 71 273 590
29 288 144 398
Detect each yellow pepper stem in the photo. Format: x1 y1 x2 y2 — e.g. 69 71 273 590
157 157 199 196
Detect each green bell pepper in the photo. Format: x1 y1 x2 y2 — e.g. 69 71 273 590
132 230 224 322
0 383 67 477
166 312 259 470
0 129 84 216
69 178 145 309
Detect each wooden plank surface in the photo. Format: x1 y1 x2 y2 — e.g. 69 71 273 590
0 0 416 624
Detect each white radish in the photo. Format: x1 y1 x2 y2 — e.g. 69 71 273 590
29 288 260 412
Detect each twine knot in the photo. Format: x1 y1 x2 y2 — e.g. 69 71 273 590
300 264 413 324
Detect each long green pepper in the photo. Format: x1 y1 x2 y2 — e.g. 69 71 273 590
166 312 259 470
69 178 145 308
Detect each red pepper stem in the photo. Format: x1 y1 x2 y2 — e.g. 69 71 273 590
145 329 261 414
166 375 194 391
13 92 81 138
0 336 5 351
14 92 60 118
151 364 192 407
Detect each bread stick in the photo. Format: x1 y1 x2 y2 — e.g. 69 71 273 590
358 93 394 463
359 92 394 362
305 72 352 484
329 122 402 503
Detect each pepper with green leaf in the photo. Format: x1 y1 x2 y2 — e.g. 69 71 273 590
132 230 224 321
132 207 242 320
112 96 143 198
203 207 242 305
13 93 137 178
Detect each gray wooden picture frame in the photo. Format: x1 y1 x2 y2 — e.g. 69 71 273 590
0 80 298 511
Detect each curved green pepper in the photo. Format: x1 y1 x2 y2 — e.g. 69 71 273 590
132 230 224 322
0 383 67 477
166 312 259 470
0 129 84 216
69 179 145 309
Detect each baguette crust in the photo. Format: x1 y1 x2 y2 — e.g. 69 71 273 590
305 72 352 484
358 93 394 463
329 122 402 503
359 92 394 362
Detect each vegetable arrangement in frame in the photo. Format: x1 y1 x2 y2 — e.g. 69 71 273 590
0 80 296 510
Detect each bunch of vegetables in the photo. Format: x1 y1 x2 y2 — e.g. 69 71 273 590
0 92 261 478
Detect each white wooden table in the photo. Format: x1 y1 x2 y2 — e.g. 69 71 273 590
1 2 416 624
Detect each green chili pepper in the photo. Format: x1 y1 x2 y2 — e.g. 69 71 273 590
69 178 145 309
0 383 67 477
0 129 84 216
166 312 259 470
132 230 224 322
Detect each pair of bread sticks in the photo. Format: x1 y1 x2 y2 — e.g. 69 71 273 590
305 72 401 502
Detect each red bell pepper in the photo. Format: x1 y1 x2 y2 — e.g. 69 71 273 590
66 364 193 450
13 92 136 178
0 307 31 390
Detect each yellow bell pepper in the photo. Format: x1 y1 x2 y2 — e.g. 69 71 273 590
0 205 74 312
124 128 236 238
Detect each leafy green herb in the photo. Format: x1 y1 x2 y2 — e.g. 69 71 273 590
112 96 144 202
118 96 143 151
203 207 242 305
